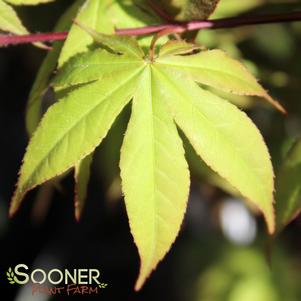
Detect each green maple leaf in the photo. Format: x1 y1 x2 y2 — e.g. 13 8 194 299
276 138 301 232
11 27 280 289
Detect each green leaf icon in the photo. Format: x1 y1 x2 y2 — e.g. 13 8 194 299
6 267 15 284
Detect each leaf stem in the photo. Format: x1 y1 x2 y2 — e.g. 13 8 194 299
1 11 301 47
149 28 179 61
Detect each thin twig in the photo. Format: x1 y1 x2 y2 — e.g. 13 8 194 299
1 11 301 47
116 11 301 35
0 32 68 47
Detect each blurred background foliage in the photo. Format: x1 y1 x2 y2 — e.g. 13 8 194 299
0 0 301 300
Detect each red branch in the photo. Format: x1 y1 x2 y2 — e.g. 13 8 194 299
117 11 301 35
1 11 301 47
0 32 68 46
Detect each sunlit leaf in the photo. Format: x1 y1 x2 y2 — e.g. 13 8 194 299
73 20 144 58
0 0 50 48
10 62 143 215
120 67 190 290
59 0 158 66
152 65 274 233
12 37 276 289
157 49 286 113
54 48 143 88
0 0 29 35
26 0 84 134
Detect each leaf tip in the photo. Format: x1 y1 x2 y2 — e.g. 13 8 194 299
74 199 82 222
134 280 143 292
265 94 287 114
9 191 22 218
134 265 150 292
8 207 16 219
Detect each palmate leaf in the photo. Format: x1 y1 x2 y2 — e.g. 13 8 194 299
276 138 301 231
11 34 278 289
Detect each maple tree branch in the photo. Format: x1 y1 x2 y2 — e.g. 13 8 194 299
1 11 301 47
116 11 301 35
0 31 68 46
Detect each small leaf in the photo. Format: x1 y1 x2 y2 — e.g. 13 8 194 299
276 138 301 231
152 66 275 233
120 66 190 290
58 0 105 66
157 49 286 113
0 0 48 48
58 0 157 66
25 0 84 134
0 0 29 35
74 20 144 58
74 153 93 221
